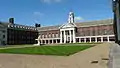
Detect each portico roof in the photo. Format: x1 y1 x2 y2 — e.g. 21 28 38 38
59 22 77 29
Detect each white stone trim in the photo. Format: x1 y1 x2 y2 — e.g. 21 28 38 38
75 35 114 38
40 38 60 40
64 30 66 43
60 31 62 43
69 30 72 43
73 29 76 43
101 37 103 42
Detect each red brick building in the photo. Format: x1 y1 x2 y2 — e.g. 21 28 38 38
0 18 38 45
35 12 114 45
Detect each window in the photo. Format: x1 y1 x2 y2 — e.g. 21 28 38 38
39 33 41 35
46 35 47 38
52 34 54 38
8 25 10 27
20 26 22 28
42 35 44 38
3 35 5 38
11 25 13 27
103 29 107 35
56 34 58 37
49 34 51 38
2 30 5 33
2 41 6 45
92 29 95 36
14 25 16 28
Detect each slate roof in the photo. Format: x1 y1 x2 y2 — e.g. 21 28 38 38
76 19 113 27
0 19 113 31
0 21 37 31
37 25 60 31
37 19 113 31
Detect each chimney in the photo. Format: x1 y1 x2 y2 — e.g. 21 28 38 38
9 18 14 24
38 24 41 27
35 23 38 27
35 23 41 27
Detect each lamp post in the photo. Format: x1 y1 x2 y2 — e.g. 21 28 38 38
112 0 120 44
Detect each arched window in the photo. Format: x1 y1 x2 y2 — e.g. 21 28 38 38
56 34 58 38
46 35 48 38
52 34 54 38
42 35 44 38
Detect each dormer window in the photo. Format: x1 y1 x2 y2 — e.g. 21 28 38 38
8 25 10 27
14 25 16 28
20 26 22 28
11 25 13 27
17 26 19 28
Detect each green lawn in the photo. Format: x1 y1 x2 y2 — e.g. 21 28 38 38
0 44 94 56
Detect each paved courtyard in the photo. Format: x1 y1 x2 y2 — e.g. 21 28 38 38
0 43 110 68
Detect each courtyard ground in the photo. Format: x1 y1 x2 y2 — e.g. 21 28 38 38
0 42 110 68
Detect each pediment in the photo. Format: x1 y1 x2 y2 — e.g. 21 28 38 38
59 23 76 29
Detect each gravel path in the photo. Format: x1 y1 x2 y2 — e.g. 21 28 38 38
0 43 110 68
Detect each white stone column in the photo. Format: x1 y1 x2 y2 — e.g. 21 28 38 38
107 36 110 42
69 30 72 43
44 40 46 44
95 37 97 42
41 40 43 44
79 38 81 43
48 40 50 44
64 30 66 43
84 38 86 43
73 29 76 43
60 31 62 43
37 40 40 45
90 37 91 43
101 37 103 42
56 39 58 43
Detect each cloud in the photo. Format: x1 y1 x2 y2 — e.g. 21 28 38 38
74 16 84 22
40 0 62 3
33 12 43 23
34 12 43 16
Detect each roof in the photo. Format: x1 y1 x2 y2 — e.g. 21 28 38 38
0 21 37 31
59 22 77 29
75 19 113 27
37 25 60 31
0 22 10 28
37 19 113 31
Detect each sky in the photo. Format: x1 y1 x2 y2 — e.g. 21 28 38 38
0 0 113 26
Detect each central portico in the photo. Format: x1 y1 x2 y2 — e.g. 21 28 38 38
60 27 76 43
59 12 76 43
